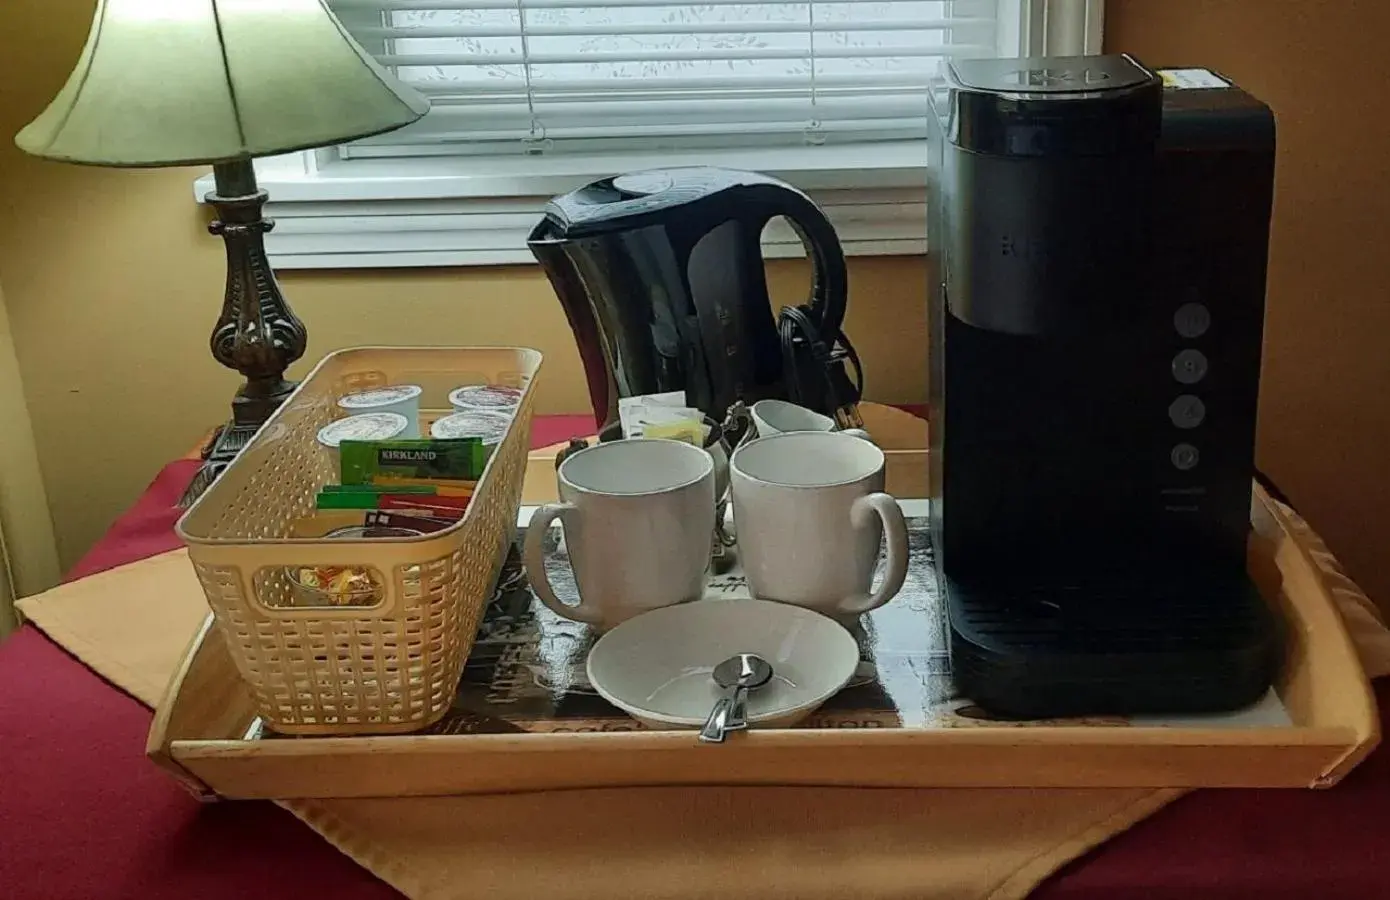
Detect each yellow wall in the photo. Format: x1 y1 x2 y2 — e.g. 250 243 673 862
2 0 1388 617
0 274 61 633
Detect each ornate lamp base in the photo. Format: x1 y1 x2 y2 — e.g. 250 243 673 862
179 383 299 507
178 159 307 508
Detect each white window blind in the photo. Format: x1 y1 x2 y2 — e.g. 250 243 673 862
329 0 1002 157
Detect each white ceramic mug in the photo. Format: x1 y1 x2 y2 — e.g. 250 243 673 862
730 431 908 620
750 399 870 442
523 439 716 631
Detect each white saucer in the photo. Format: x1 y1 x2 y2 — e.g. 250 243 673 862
586 598 860 731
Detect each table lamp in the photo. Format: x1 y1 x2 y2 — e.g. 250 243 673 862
15 0 429 503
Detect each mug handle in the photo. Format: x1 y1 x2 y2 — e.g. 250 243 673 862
838 493 909 616
522 502 603 625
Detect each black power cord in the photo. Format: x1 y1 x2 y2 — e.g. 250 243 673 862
777 304 864 427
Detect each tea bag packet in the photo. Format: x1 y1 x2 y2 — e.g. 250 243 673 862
619 391 705 445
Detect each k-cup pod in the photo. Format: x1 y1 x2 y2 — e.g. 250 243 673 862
430 409 511 452
317 412 409 454
337 385 423 437
448 384 523 413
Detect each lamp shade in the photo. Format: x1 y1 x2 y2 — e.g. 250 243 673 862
16 0 429 167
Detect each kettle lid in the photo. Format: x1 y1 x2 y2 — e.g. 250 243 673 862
534 166 796 238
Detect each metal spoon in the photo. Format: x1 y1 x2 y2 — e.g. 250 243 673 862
698 653 774 743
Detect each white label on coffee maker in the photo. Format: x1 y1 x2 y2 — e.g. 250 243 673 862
1158 68 1229 90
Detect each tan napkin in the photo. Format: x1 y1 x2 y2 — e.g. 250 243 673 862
17 503 1389 900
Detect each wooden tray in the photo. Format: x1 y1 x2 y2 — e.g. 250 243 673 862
148 483 1378 800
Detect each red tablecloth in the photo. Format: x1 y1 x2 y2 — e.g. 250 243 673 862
3 415 1389 899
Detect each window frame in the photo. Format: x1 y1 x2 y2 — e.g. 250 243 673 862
193 0 1103 270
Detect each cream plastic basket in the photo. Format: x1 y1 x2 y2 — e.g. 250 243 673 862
177 347 542 735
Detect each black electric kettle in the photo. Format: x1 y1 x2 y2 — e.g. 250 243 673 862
528 167 861 432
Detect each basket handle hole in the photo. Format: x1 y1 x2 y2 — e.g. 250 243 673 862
254 565 389 611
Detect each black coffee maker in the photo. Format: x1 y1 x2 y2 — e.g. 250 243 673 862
529 168 861 436
928 55 1283 717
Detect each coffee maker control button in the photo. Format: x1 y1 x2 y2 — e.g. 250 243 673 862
1172 349 1209 384
1174 303 1211 339
1168 395 1206 429
1170 443 1201 471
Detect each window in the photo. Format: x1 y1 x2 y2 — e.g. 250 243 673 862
338 0 995 156
209 0 1102 268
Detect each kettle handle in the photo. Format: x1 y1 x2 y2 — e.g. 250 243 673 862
740 182 849 339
